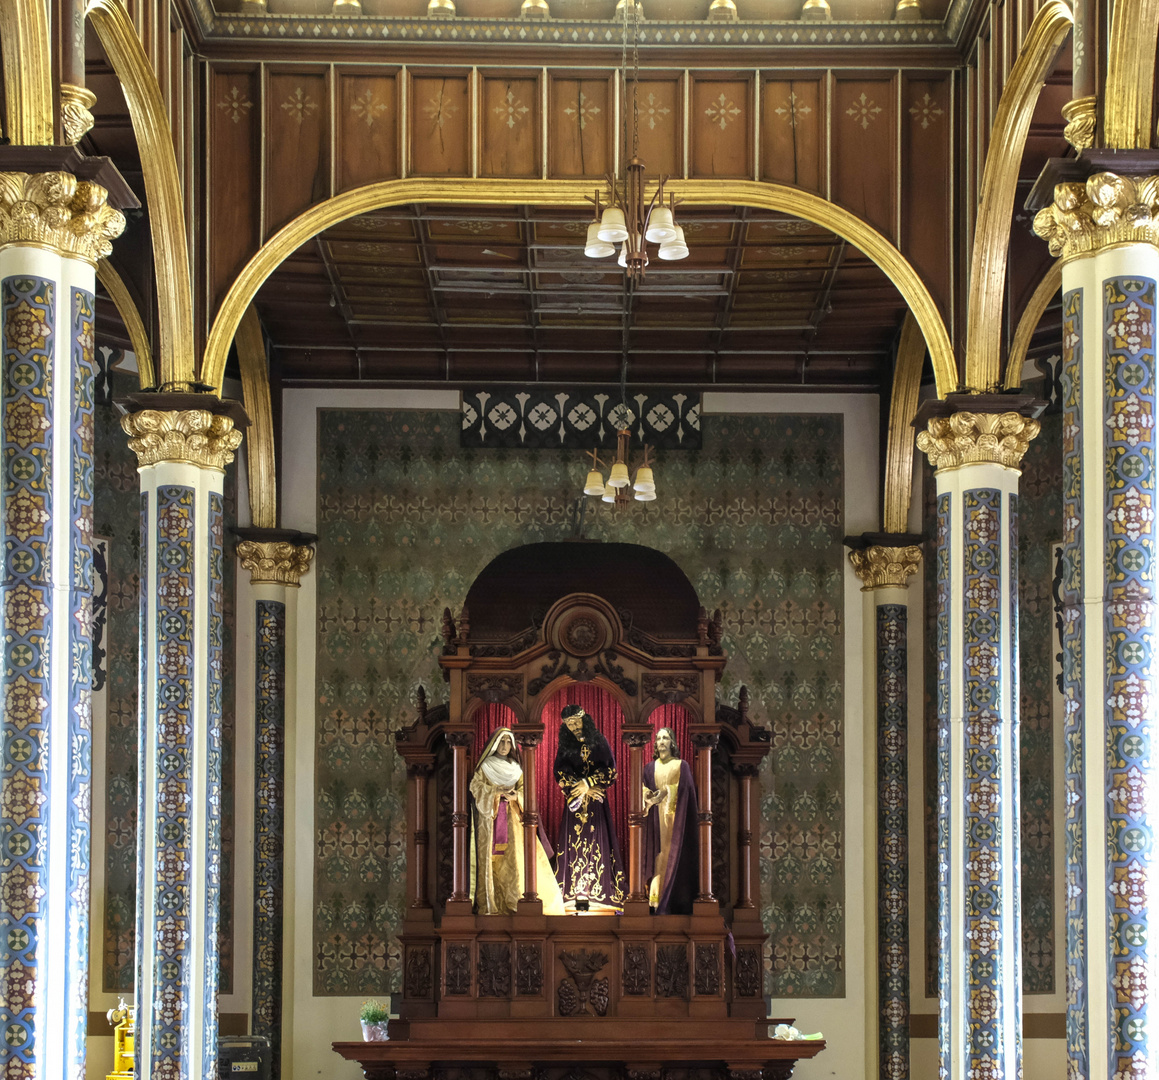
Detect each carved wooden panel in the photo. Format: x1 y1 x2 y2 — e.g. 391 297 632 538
690 78 751 179
338 72 400 192
478 943 512 997
405 945 434 999
624 78 682 178
760 76 825 194
446 943 472 995
209 68 260 306
900 73 953 326
734 946 761 997
515 943 544 995
548 75 612 178
622 943 650 995
410 74 471 176
694 943 721 996
832 76 897 240
265 70 330 236
481 73 540 178
655 944 689 998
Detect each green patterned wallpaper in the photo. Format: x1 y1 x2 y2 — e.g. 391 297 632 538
314 408 847 997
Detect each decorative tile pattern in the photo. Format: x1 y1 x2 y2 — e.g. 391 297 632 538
1059 288 1088 1078
204 491 225 1078
315 410 845 996
1008 493 1023 1072
150 484 196 1080
934 492 950 1075
95 399 142 992
460 389 701 450
1103 277 1155 1080
0 276 54 1078
877 603 908 1080
66 287 96 1072
253 600 287 1079
961 488 1010 1080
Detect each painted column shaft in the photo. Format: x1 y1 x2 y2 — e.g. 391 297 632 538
0 244 95 1080
919 410 1038 1080
123 405 241 1080
1059 243 1158 1080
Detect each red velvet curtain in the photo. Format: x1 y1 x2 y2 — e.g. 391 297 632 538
472 690 692 861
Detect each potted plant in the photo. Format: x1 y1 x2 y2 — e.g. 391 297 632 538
360 999 390 1042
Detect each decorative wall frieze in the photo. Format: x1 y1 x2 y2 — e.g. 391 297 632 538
1060 96 1096 153
848 544 922 591
59 85 98 146
121 408 244 471
1033 171 1159 260
916 410 1040 472
236 539 315 587
0 171 124 263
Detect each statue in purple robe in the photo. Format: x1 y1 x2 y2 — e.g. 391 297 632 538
642 726 699 915
553 704 625 912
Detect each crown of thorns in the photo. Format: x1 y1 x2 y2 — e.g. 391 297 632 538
560 704 587 720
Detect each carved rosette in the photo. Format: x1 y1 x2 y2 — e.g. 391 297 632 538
121 409 244 471
0 171 124 264
1033 171 1159 260
915 411 1040 473
848 544 922 591
1060 95 1096 152
59 84 98 145
236 540 315 587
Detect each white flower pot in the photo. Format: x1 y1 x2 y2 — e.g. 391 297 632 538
360 1020 389 1041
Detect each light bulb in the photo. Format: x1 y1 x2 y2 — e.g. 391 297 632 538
608 461 630 488
657 225 689 261
633 466 655 493
585 222 616 258
583 469 606 496
601 483 616 503
634 489 658 502
645 205 677 244
598 206 629 243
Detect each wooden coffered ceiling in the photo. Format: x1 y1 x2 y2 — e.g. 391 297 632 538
256 202 909 389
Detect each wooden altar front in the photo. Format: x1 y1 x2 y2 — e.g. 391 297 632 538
335 541 825 1078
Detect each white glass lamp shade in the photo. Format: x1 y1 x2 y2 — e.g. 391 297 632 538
633 466 655 493
657 225 689 261
601 483 616 503
644 205 677 244
634 488 658 502
584 469 606 496
585 222 616 259
608 461 631 488
617 241 629 268
598 206 630 243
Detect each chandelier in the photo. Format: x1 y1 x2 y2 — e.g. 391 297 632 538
582 0 689 282
582 427 657 506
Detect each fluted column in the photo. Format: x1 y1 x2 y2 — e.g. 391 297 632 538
0 171 123 1080
848 538 922 1080
916 403 1039 1080
121 398 245 1080
516 730 542 907
1035 173 1159 1080
236 530 314 1080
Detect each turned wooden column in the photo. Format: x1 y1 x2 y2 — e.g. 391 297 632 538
623 728 652 903
692 732 719 902
517 731 541 902
409 764 433 909
735 765 758 909
446 731 472 902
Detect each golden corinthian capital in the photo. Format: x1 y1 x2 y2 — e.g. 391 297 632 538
849 545 922 591
236 540 315 587
121 409 243 471
0 171 124 264
1033 171 1159 260
916 411 1040 473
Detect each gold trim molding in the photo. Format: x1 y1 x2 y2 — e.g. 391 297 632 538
849 545 922 591
1033 171 1159 261
0 0 53 145
1061 96 1097 152
121 409 243 471
236 540 315 587
883 312 924 533
0 171 125 264
236 304 277 529
96 258 155 388
60 83 98 145
916 411 1040 472
1105 0 1159 148
1004 262 1062 390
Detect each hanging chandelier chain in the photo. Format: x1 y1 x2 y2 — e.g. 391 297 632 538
631 3 641 163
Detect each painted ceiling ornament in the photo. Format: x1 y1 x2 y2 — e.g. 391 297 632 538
1033 171 1159 260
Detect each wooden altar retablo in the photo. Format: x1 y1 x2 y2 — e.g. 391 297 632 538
336 541 824 1077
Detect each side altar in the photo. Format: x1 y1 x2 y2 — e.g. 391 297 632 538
335 541 824 1078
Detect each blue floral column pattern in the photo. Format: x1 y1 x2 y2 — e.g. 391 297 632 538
235 533 315 1080
121 402 243 1080
917 404 1040 1080
1035 173 1159 1080
0 172 123 1080
848 540 922 1080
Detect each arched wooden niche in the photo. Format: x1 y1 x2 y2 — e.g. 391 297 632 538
394 540 772 1024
